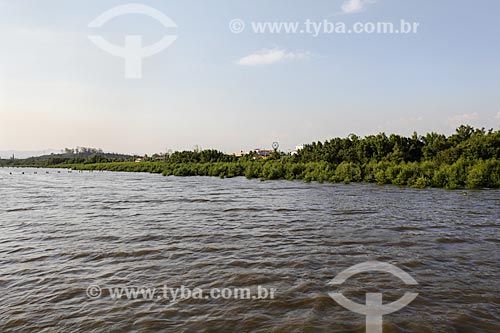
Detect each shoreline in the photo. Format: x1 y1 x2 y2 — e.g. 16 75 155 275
3 159 498 190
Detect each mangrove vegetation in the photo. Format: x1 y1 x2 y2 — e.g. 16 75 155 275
4 125 496 189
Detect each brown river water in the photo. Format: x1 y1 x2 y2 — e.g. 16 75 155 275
0 168 499 332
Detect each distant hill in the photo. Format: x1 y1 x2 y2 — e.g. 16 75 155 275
0 147 137 167
0 149 61 159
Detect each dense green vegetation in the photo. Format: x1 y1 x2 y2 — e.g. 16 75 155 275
26 125 499 189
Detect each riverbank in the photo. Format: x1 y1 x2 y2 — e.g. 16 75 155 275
50 158 500 189
3 126 499 189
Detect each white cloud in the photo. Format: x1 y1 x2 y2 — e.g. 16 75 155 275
495 112 500 120
448 112 478 122
395 116 424 125
341 0 376 14
236 49 310 66
447 112 478 127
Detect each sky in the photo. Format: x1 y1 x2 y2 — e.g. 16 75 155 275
0 0 499 155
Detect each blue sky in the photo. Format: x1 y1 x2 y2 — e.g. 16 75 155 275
0 0 499 155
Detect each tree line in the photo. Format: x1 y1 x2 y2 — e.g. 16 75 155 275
52 126 500 189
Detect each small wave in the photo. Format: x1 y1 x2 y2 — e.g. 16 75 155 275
181 198 212 203
4 318 30 330
70 252 92 260
6 247 35 254
22 255 50 263
484 238 500 243
99 206 131 210
336 251 369 255
93 249 163 259
225 273 280 286
5 207 35 212
227 260 255 268
92 235 121 242
223 207 259 212
127 234 164 242
333 210 378 215
47 288 83 303
386 226 424 231
387 241 417 247
71 249 163 261
470 223 500 228
436 237 467 243
255 233 282 239
401 260 425 268
273 208 299 212
334 240 364 246
196 246 219 253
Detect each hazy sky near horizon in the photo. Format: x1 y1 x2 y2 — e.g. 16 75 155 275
1 0 499 155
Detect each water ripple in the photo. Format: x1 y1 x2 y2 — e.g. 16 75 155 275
0 168 499 332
